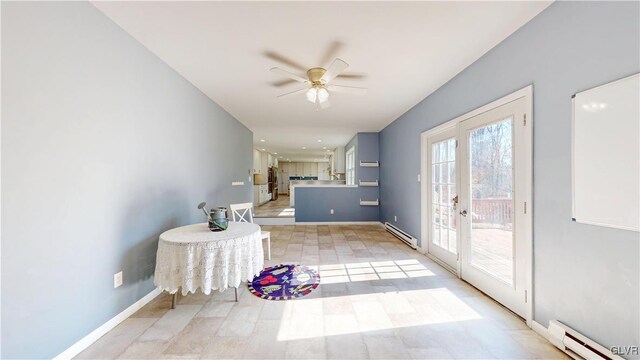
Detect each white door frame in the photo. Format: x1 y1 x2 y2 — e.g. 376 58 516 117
420 85 533 326
421 126 459 271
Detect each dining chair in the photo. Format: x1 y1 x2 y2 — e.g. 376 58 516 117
229 202 271 260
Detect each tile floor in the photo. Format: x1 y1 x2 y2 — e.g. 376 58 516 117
76 225 566 359
254 195 294 218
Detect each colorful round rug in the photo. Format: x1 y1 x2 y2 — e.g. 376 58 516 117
248 264 320 300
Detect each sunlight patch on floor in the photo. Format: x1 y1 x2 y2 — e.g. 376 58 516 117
276 287 482 341
308 259 435 284
277 208 295 217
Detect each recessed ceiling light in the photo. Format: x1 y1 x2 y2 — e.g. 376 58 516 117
317 139 322 143
322 146 327 150
261 148 266 151
302 147 307 149
274 152 278 155
260 139 265 142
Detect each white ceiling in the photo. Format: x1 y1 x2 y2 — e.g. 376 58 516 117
93 1 551 162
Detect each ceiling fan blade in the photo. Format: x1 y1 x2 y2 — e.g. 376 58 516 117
320 41 344 67
336 73 367 80
270 78 298 87
263 50 306 71
327 84 367 96
270 67 309 83
320 58 349 84
277 86 309 98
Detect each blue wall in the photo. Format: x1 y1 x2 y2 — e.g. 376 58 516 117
1 2 253 358
296 133 380 222
295 187 380 222
379 1 639 350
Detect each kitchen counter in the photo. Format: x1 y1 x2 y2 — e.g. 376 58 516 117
289 180 348 207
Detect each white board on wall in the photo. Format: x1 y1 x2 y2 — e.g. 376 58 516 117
572 73 639 232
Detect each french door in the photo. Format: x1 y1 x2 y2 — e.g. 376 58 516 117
458 96 529 318
422 88 532 320
425 128 458 270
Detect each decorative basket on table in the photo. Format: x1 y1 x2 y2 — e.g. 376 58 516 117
198 202 229 232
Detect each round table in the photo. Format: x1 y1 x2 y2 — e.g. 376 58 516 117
154 222 264 304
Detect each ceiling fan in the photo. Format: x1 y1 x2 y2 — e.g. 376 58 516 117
270 58 367 109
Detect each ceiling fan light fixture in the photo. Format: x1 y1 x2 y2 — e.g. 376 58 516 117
306 87 318 103
317 87 329 103
306 85 330 104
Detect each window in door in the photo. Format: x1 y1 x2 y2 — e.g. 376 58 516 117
468 117 514 285
432 138 457 254
346 146 355 185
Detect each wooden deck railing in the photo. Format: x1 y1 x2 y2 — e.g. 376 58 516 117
472 198 513 226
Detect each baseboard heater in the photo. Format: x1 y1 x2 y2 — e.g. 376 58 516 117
384 222 417 249
548 320 623 360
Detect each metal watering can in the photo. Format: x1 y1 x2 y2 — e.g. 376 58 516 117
198 202 229 232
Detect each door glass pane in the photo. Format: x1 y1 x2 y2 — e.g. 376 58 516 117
468 118 514 285
431 138 457 254
432 224 441 247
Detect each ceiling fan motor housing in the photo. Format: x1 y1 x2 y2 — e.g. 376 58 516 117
307 67 326 84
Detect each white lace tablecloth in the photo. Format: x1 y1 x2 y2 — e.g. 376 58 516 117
154 222 264 295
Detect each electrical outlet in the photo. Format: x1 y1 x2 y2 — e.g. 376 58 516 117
394 215 397 222
330 209 334 215
417 174 421 182
114 271 123 288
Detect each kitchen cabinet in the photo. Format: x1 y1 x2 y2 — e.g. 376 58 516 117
296 163 304 177
253 149 261 174
253 184 270 205
254 149 280 175
303 163 313 176
260 151 269 175
267 153 274 168
279 167 288 194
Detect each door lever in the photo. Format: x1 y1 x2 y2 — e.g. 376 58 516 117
459 210 467 217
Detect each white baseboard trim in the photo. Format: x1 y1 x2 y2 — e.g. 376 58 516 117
53 287 162 360
295 221 384 226
531 320 550 340
254 217 296 225
423 252 458 276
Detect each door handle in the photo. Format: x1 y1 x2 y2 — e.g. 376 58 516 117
460 210 467 217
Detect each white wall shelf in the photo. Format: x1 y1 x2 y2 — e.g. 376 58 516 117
360 199 379 206
360 161 379 167
358 180 379 187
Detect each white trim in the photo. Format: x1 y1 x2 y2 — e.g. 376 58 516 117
295 221 384 226
531 320 550 341
345 146 356 186
424 252 459 276
421 127 458 269
53 288 162 360
420 85 533 326
523 86 534 328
